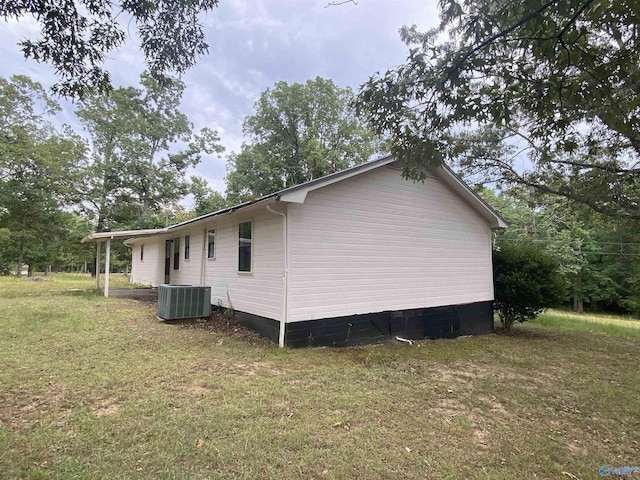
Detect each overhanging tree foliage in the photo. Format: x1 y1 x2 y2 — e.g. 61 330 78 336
357 0 640 219
0 0 220 98
226 77 383 203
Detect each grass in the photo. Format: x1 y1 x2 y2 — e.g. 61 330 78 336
0 273 140 299
534 309 640 338
1 274 639 479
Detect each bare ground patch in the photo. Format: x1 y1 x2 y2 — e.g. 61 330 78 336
177 309 274 347
0 388 68 429
91 397 121 417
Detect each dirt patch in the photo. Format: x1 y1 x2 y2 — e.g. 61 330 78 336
179 310 274 347
92 398 121 417
473 428 491 449
184 385 210 397
0 390 67 429
231 360 282 376
431 398 465 419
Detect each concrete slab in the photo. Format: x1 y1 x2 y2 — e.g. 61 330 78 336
109 288 158 300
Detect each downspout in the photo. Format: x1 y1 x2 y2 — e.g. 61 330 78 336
267 203 288 348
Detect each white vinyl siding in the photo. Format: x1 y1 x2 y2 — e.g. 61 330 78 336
204 211 283 320
170 229 205 286
129 210 283 320
286 166 494 323
130 240 164 286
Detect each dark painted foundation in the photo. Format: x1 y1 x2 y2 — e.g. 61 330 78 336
233 309 280 343
230 301 494 348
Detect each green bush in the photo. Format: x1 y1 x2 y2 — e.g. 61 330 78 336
493 242 565 331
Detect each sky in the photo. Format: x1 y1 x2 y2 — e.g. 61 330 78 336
0 0 439 194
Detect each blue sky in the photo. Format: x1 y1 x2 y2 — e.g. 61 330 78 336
1 0 438 193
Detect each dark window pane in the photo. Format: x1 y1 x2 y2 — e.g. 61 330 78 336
208 229 215 258
239 246 251 272
140 244 144 261
173 238 180 270
184 235 190 260
239 221 252 240
238 221 252 272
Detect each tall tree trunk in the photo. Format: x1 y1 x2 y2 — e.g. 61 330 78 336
573 270 584 314
17 236 24 278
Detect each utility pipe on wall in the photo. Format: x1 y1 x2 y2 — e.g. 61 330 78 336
266 204 288 348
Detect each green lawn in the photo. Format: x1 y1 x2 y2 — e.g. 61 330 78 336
1 274 639 479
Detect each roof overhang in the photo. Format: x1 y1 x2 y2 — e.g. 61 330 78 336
165 196 279 232
81 229 167 243
80 155 506 244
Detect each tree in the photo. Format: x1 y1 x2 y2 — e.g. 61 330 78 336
1 1 220 98
481 187 640 316
493 242 565 331
226 77 383 203
190 176 227 217
0 75 85 276
356 1 640 219
77 73 224 233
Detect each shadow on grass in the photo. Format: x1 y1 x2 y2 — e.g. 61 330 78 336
495 324 559 340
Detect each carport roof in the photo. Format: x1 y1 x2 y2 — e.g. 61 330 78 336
81 228 167 243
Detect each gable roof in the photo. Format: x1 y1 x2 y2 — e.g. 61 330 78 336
82 156 506 243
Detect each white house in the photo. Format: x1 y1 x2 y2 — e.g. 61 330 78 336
84 156 507 347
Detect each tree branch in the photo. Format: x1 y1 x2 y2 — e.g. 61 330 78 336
325 0 357 7
447 0 560 80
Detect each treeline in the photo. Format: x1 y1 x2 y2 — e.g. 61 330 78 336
482 188 640 317
1 71 638 317
0 75 380 275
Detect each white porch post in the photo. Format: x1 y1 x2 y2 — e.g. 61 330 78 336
104 238 111 297
96 241 101 290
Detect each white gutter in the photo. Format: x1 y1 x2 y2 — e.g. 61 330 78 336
267 204 288 348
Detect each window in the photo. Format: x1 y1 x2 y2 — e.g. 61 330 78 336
238 221 252 272
207 229 215 259
140 244 144 261
173 238 180 270
184 235 190 260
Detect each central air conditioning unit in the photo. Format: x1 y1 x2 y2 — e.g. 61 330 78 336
157 284 211 320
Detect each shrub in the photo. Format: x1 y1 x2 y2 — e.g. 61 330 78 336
493 242 565 332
